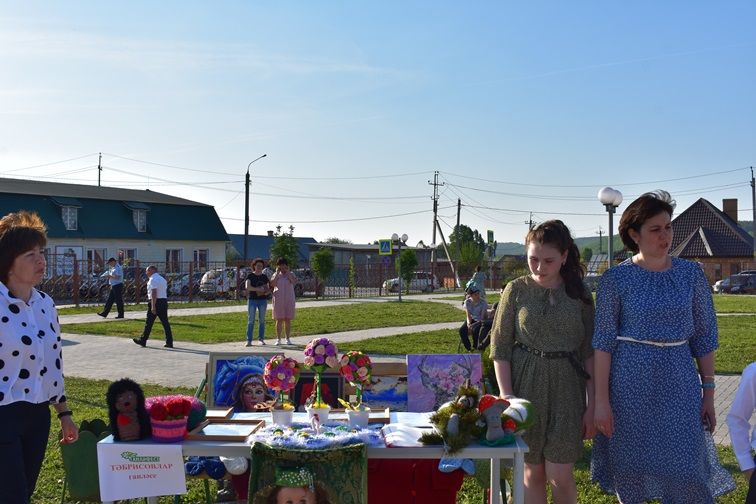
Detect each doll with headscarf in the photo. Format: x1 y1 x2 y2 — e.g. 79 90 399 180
263 466 331 504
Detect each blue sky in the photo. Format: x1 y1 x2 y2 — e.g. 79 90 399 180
1 1 754 246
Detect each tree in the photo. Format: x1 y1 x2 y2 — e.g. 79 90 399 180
582 247 593 263
310 247 335 296
269 225 299 268
348 256 356 298
446 224 486 276
397 249 419 293
325 237 352 244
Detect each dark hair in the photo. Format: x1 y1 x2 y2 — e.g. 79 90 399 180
276 258 289 266
107 257 117 263
0 211 48 284
252 257 265 268
619 190 676 253
526 220 591 304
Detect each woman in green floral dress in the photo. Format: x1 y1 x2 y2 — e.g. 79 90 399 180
490 220 595 504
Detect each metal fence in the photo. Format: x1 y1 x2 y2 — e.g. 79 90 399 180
42 255 508 306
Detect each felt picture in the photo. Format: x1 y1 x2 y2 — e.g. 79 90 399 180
406 354 482 412
343 362 407 412
292 370 343 411
208 352 282 410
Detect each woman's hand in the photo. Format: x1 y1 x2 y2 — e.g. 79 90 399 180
701 392 716 432
593 400 614 438
59 416 79 444
582 403 596 439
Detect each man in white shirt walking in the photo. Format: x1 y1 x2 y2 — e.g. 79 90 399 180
133 265 173 348
98 257 124 318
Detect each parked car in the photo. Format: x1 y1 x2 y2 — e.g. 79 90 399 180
289 268 324 298
723 274 756 294
383 271 439 293
169 271 204 297
199 267 249 299
712 277 731 294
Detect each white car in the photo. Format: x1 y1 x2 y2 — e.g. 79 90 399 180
712 277 730 294
199 267 249 299
383 271 439 293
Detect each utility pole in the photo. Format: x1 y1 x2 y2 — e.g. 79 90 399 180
428 171 443 276
456 198 462 259
97 152 102 187
525 212 534 231
597 227 604 254
244 154 267 263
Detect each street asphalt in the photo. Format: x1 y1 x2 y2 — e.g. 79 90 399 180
59 292 744 446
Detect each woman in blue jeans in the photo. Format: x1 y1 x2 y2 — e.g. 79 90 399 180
244 258 271 346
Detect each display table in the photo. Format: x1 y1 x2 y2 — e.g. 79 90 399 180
98 411 528 504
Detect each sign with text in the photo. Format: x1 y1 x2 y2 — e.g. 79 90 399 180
97 443 185 501
378 239 392 255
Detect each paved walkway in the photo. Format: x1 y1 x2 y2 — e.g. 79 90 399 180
59 294 743 445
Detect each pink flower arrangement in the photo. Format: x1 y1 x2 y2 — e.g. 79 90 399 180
264 355 301 392
339 351 372 388
303 338 339 373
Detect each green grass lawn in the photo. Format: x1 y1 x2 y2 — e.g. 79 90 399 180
57 299 246 315
713 294 756 313
340 313 754 374
37 377 749 503
60 301 463 343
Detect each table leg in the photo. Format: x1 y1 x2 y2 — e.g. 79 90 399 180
512 452 525 504
490 458 501 504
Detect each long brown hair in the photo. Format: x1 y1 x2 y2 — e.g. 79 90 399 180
526 220 591 304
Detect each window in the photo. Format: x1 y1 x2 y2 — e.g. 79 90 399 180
165 249 182 273
62 206 78 230
133 209 147 232
193 249 209 271
86 248 107 275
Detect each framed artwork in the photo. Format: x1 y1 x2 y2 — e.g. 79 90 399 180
208 352 281 410
406 354 482 412
291 370 343 411
352 362 408 412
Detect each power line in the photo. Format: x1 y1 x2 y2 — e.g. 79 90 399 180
0 153 99 174
439 166 751 188
219 205 456 224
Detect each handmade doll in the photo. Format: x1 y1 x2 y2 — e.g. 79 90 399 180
106 378 151 441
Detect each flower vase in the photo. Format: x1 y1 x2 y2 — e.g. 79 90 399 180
346 407 370 429
306 405 331 424
271 409 294 426
151 417 188 443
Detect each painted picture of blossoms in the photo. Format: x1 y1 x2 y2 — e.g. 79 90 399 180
406 354 482 412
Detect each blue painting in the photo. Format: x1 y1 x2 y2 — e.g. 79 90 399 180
362 375 407 412
209 352 277 410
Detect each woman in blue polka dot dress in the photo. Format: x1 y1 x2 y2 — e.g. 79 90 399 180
0 211 79 503
591 191 731 503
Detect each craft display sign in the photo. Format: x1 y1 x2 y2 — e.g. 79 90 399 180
97 443 185 501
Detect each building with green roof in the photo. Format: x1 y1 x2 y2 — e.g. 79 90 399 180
0 177 229 276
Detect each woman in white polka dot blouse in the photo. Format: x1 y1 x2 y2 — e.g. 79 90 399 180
0 211 79 503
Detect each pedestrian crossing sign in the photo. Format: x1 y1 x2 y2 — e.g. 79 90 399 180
378 239 392 255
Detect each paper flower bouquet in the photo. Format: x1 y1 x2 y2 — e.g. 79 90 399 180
302 337 339 411
263 355 300 411
337 350 372 411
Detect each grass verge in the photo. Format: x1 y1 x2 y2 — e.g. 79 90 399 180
60 301 463 343
57 299 246 315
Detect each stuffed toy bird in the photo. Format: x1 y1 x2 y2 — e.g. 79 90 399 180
419 380 484 454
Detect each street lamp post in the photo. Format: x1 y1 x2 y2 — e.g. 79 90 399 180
597 187 623 269
392 233 408 302
244 154 267 263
